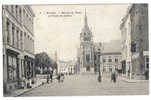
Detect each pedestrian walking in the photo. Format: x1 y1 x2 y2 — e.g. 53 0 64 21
113 72 116 83
50 70 53 83
60 73 65 82
57 74 61 83
111 70 117 83
111 72 115 83
47 73 50 84
98 74 102 82
144 69 149 80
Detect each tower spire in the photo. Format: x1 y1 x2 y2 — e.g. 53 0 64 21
84 8 88 27
81 8 92 37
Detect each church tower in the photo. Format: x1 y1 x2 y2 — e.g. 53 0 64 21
79 9 94 73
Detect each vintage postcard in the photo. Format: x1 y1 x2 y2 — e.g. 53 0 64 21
2 4 149 97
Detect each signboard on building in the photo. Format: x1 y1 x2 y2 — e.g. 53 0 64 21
143 51 149 56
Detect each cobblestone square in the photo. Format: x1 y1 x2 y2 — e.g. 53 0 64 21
19 74 149 96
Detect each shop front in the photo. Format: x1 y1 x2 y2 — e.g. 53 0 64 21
24 55 35 88
6 49 20 92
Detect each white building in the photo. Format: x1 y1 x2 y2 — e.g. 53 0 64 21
57 60 76 75
120 10 132 77
101 40 122 73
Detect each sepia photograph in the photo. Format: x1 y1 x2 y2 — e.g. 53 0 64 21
2 4 149 97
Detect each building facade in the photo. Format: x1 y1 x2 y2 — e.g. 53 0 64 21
58 60 75 75
101 40 122 73
101 53 122 73
120 4 149 79
79 10 95 74
58 60 68 74
2 5 35 92
120 8 132 77
68 61 76 75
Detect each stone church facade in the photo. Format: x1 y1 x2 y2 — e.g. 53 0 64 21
79 10 95 74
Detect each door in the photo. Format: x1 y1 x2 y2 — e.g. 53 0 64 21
86 65 90 71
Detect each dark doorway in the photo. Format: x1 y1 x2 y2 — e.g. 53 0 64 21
86 54 90 63
86 65 90 71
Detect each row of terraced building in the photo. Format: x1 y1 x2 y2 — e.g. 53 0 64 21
2 5 35 93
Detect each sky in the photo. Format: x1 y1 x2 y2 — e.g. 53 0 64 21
32 4 129 61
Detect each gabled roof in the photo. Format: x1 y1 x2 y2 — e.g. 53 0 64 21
102 40 122 54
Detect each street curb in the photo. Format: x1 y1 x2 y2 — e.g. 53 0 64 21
121 79 149 83
15 82 46 97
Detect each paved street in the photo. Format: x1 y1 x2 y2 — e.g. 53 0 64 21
19 73 149 96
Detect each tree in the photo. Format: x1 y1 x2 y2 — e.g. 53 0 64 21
35 52 53 74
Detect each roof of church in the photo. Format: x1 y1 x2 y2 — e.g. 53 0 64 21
102 40 122 53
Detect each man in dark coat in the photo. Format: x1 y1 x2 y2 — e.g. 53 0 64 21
47 74 50 84
111 71 117 83
57 74 61 83
50 70 53 83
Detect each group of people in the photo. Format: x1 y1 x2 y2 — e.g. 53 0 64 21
56 73 65 83
47 69 65 84
97 71 118 83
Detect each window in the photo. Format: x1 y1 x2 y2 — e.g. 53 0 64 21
139 25 142 30
131 41 136 52
108 59 112 62
23 10 26 23
16 5 18 17
12 26 15 46
144 4 148 8
6 20 10 44
20 32 23 50
19 8 22 20
16 30 19 48
146 57 149 69
7 56 17 81
86 54 90 62
103 59 106 62
146 57 149 62
115 58 118 63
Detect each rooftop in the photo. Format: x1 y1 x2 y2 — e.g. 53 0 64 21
102 40 122 53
